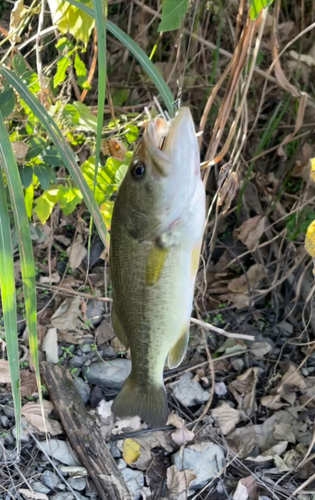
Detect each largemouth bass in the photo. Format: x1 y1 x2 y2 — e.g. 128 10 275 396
110 107 205 427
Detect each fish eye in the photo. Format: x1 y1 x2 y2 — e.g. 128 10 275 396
131 160 146 180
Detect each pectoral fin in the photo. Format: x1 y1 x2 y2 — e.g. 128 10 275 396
111 303 129 348
168 326 189 369
146 244 170 286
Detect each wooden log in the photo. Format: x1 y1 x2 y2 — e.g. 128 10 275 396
41 362 131 500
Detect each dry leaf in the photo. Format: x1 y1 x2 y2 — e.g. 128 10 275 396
122 438 141 465
171 426 194 446
101 138 127 159
9 0 26 43
229 368 259 411
112 416 143 435
51 296 82 330
21 400 62 435
19 490 48 500
219 292 250 309
280 363 306 390
167 412 185 429
11 141 29 161
305 219 315 259
67 234 87 270
228 264 265 293
217 166 239 214
212 402 240 435
57 330 85 344
166 465 197 500
247 441 288 462
39 272 60 285
41 328 58 364
94 319 115 345
0 360 12 383
261 394 287 410
235 216 266 251
233 480 249 500
250 341 272 358
273 423 296 444
20 370 37 397
239 476 257 500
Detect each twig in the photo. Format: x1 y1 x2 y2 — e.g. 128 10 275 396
190 317 255 341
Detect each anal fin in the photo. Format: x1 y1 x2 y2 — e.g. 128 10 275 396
168 326 189 369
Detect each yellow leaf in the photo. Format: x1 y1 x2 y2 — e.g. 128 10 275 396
122 438 141 465
310 157 315 183
305 220 315 258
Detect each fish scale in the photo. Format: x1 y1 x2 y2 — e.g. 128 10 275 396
110 107 205 427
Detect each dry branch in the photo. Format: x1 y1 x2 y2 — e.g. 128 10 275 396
41 363 131 500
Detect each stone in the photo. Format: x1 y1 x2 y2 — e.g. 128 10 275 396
172 441 225 489
85 300 105 327
41 470 59 489
83 359 131 390
80 344 92 354
70 356 86 368
110 441 121 458
171 372 210 407
36 439 79 466
74 378 91 405
121 467 144 497
31 482 51 494
1 416 9 427
50 494 74 500
68 477 86 491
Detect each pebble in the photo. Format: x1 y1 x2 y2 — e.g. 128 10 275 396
50 493 74 500
31 481 51 494
85 300 105 327
83 359 131 390
12 423 30 443
121 467 144 497
80 344 92 354
70 356 86 368
110 441 121 458
1 416 9 427
68 477 86 491
74 377 91 405
116 459 127 470
4 433 14 446
172 441 225 489
41 470 59 489
36 439 79 466
171 372 210 407
3 407 14 418
57 484 66 491
85 484 98 497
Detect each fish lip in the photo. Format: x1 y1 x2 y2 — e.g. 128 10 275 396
145 107 196 177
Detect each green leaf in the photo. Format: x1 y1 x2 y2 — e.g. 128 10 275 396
34 189 59 223
54 56 70 88
12 55 40 93
64 0 174 116
58 185 83 215
0 168 20 449
0 88 16 119
74 52 88 87
24 183 34 218
19 166 34 188
125 124 139 143
112 89 129 107
250 0 274 19
61 104 80 127
0 66 109 249
40 146 64 167
158 0 189 32
72 101 98 132
34 164 56 190
25 137 46 161
47 0 95 47
100 200 114 231
115 164 128 186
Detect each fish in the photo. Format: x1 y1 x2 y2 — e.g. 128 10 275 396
110 107 206 427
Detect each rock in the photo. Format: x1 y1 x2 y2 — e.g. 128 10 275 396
12 422 30 443
100 345 116 359
85 300 105 327
110 441 121 458
4 433 14 446
70 356 86 368
31 481 51 494
116 459 127 470
57 484 66 490
121 467 144 497
50 494 74 500
171 373 210 407
68 477 86 491
277 321 293 335
80 344 92 354
69 494 88 500
3 407 14 418
74 377 91 405
41 470 59 489
172 441 225 489
36 439 79 466
1 416 9 427
85 483 98 497
83 359 131 390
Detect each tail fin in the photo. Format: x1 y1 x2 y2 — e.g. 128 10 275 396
112 375 168 428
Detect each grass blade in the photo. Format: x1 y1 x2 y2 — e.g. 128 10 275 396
0 109 39 445
65 0 174 116
0 141 20 450
0 66 110 249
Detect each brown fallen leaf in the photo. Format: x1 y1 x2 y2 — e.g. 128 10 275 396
67 234 87 270
171 426 195 447
21 400 62 435
9 0 26 44
217 166 239 214
212 402 240 435
94 319 115 345
166 465 197 500
41 328 58 364
39 272 60 285
229 368 259 412
228 264 265 294
280 363 306 391
51 296 82 330
250 341 272 358
234 215 266 251
260 394 288 411
20 370 37 397
11 141 29 161
0 360 12 383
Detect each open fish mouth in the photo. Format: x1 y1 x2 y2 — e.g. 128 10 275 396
145 107 198 177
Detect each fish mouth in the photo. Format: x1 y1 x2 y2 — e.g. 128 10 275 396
145 107 197 177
